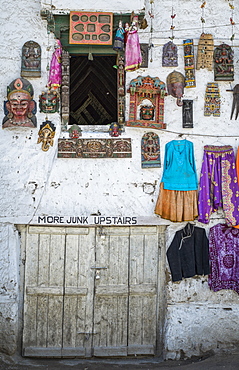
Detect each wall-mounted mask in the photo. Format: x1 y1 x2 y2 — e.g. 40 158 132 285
2 77 37 128
166 71 185 107
39 90 60 114
37 120 56 151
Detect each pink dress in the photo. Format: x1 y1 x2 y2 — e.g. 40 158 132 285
48 39 62 89
125 28 142 72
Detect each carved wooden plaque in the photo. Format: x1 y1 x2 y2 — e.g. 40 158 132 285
58 138 132 158
141 132 161 168
69 11 113 45
196 33 214 71
183 39 196 88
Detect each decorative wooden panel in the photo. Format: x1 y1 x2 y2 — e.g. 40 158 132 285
69 12 113 45
141 132 161 168
183 39 196 88
58 138 132 158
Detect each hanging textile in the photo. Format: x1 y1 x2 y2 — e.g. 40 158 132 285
198 145 239 226
155 139 198 222
124 22 142 71
208 223 239 294
167 223 209 282
113 21 125 51
48 39 62 90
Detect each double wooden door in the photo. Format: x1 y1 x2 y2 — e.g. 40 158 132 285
22 226 165 358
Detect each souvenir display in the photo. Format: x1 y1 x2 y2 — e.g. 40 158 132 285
166 71 185 107
61 49 70 130
167 223 209 282
230 84 239 120
69 11 113 45
37 120 56 151
39 89 60 114
162 41 178 67
113 20 125 51
2 77 37 128
198 145 239 226
109 122 123 137
196 33 214 71
155 139 198 222
124 17 142 72
21 40 41 78
48 39 62 90
214 43 234 81
58 138 132 158
141 132 161 168
208 224 239 294
183 39 196 88
126 75 166 129
204 83 220 117
68 124 82 138
182 100 193 128
117 55 125 124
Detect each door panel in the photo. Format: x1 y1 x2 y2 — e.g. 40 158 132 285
128 227 159 355
22 226 163 358
23 230 65 357
93 227 129 356
63 229 95 357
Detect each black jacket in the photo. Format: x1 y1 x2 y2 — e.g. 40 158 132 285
167 223 210 282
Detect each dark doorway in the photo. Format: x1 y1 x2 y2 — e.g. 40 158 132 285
69 55 118 125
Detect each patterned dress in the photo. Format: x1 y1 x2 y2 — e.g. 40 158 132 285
198 145 239 226
208 223 239 294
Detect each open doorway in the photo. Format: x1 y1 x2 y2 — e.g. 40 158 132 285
69 55 118 125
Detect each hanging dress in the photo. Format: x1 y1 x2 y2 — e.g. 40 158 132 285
198 145 239 226
208 223 239 294
48 39 62 90
113 24 125 51
125 25 142 72
155 139 198 222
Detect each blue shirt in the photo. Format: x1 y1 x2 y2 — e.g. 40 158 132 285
162 139 198 191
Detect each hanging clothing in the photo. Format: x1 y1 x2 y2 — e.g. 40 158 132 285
125 27 142 71
113 26 125 51
198 145 239 226
167 223 210 282
155 139 198 222
208 223 239 294
48 39 62 90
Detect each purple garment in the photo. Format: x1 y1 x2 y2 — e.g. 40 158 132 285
198 145 239 226
208 223 239 294
125 29 142 72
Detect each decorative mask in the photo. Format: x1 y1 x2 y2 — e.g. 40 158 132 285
140 105 154 120
109 122 123 137
2 77 37 128
39 89 60 114
37 120 56 151
166 71 186 106
68 124 82 138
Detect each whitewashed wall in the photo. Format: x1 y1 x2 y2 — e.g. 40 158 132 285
0 0 239 358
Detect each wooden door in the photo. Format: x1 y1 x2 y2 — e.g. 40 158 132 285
22 225 164 358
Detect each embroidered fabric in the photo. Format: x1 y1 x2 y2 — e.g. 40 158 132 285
208 223 239 294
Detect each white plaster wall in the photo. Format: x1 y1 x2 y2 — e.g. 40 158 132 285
0 0 239 358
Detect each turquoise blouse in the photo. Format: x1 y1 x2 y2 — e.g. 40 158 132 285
161 139 198 191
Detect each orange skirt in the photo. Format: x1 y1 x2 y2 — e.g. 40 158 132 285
154 182 198 222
